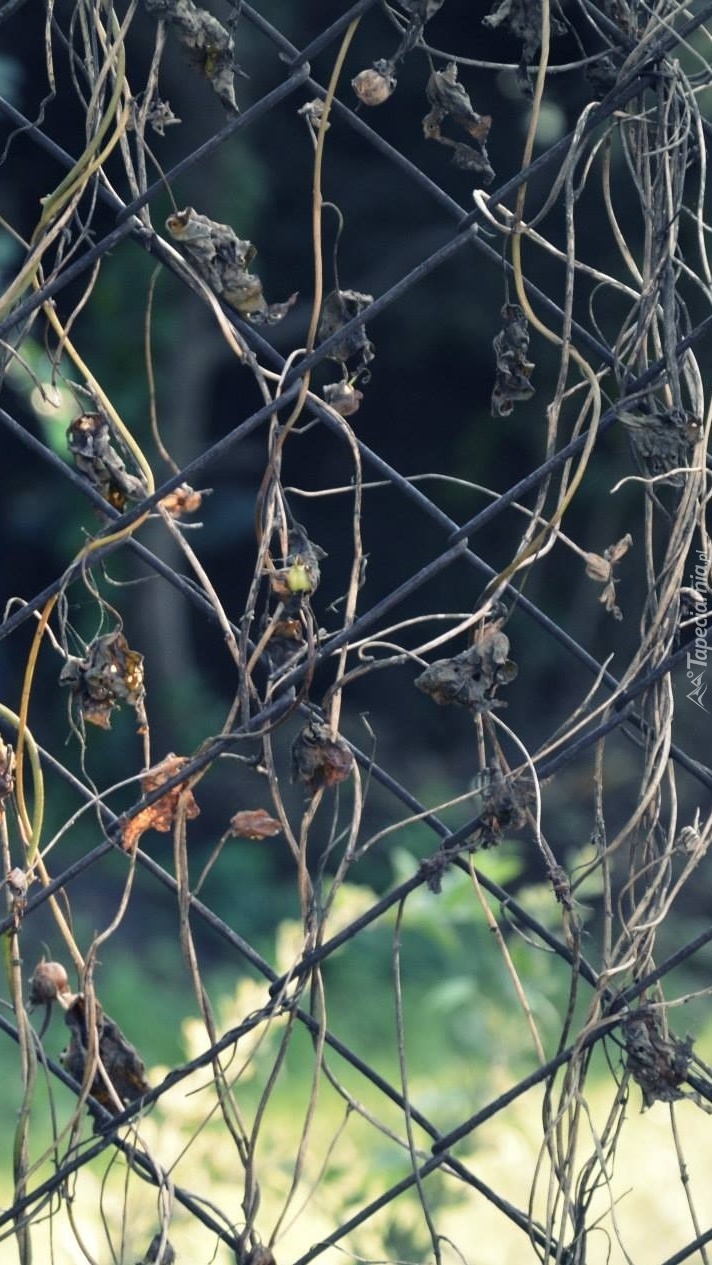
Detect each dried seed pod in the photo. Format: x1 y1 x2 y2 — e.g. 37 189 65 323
228 809 282 839
28 959 71 1006
352 61 396 106
323 381 364 417
291 721 354 795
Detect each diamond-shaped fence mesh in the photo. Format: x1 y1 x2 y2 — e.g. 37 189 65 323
1 0 712 1261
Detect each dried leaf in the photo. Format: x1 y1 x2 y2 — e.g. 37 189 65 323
317 289 375 376
228 809 282 839
415 624 517 714
291 722 354 795
136 1234 176 1265
141 0 244 112
60 629 146 731
62 994 150 1111
121 753 200 851
167 207 297 323
491 303 535 415
618 407 701 484
423 62 494 180
584 533 632 620
482 0 566 68
623 1009 693 1108
67 412 148 510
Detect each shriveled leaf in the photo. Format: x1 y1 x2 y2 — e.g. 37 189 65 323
584 533 632 620
137 1233 176 1265
228 809 282 839
423 62 494 180
142 0 244 112
318 289 375 376
62 994 150 1111
618 407 701 484
623 1009 693 1108
0 737 15 803
59 629 146 731
292 722 354 795
167 207 297 323
491 303 535 415
482 0 566 67
67 412 148 510
121 753 199 851
415 623 517 714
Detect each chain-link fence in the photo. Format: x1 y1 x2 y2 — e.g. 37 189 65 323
1 0 712 1262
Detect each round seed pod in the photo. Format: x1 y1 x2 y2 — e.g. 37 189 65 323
28 960 71 1006
352 61 396 107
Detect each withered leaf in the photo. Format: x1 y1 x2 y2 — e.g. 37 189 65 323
60 629 146 732
137 1234 176 1265
141 0 243 112
584 533 632 621
482 0 566 67
317 289 375 376
415 624 517 715
62 994 150 1112
228 809 282 839
623 1009 693 1108
167 207 297 323
121 753 200 851
618 407 702 485
291 722 354 795
423 63 494 181
67 412 148 510
491 303 535 416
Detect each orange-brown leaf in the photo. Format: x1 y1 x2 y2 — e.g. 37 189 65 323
228 809 282 840
121 753 199 851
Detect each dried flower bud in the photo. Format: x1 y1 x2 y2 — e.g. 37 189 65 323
28 959 71 1007
324 381 364 417
352 61 396 107
6 867 27 903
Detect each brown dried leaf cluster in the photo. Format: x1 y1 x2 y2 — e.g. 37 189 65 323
121 753 200 851
291 721 354 795
59 628 146 731
167 207 297 323
415 623 518 715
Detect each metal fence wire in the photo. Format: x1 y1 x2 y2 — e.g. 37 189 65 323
1 0 712 1261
